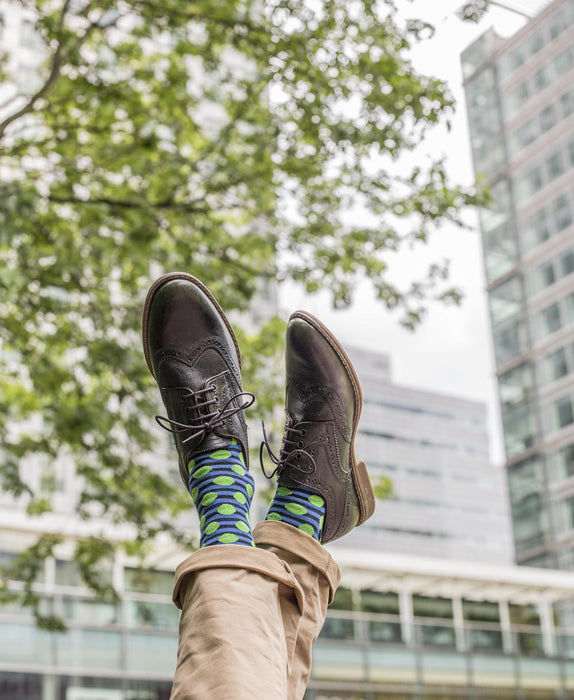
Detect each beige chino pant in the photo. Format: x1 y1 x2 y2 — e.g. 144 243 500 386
171 521 341 700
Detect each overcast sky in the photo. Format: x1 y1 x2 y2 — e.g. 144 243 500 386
279 1 529 466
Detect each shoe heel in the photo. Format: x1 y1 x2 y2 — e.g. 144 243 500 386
354 460 376 525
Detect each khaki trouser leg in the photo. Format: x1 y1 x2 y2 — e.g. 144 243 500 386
253 522 341 700
171 522 341 700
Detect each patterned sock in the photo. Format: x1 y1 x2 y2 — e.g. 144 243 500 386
188 442 255 547
265 485 326 541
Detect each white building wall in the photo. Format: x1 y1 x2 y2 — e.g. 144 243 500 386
344 346 514 564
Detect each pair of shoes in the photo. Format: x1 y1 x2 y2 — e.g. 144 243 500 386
142 272 375 543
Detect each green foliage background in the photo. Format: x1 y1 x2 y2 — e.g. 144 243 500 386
0 0 486 623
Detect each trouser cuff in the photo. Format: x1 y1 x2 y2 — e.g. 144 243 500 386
253 521 341 604
172 543 305 610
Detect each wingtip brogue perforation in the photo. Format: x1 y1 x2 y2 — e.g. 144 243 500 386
142 272 253 492
261 311 376 543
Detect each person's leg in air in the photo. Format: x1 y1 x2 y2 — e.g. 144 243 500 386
142 273 375 700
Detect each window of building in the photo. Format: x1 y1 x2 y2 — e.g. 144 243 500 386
553 194 572 232
547 151 564 181
556 395 574 430
556 495 574 535
562 250 574 276
330 587 354 611
534 65 551 91
524 208 550 251
514 119 537 152
531 260 555 294
462 600 500 623
554 49 572 76
541 347 569 385
360 590 399 615
548 8 567 39
527 29 544 56
517 166 543 201
549 443 574 483
561 90 574 118
62 597 119 626
511 491 547 553
489 277 523 326
412 596 453 620
539 105 556 134
494 319 527 366
508 457 544 505
124 568 173 596
539 302 561 337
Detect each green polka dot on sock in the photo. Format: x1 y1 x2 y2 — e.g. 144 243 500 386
233 492 247 505
239 452 245 465
213 475 235 486
205 521 220 535
188 459 195 470
218 503 236 515
210 449 231 460
277 486 292 497
193 465 213 479
201 492 217 507
218 533 239 544
298 523 315 536
286 503 307 515
231 464 246 476
309 494 325 508
246 483 253 498
235 521 250 532
200 515 206 529
319 515 324 529
231 439 237 446
267 512 283 521
191 487 198 501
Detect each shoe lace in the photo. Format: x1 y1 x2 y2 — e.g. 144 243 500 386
259 418 318 479
155 370 255 447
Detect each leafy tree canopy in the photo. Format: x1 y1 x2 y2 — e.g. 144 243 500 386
0 0 486 625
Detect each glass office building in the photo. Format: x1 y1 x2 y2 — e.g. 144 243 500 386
2 542 574 700
462 0 574 569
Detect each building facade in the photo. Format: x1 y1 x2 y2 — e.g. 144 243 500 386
2 537 574 700
462 0 574 569
344 347 513 565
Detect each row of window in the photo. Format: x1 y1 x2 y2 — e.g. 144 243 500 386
515 138 574 204
504 44 574 119
511 87 574 158
498 1 574 82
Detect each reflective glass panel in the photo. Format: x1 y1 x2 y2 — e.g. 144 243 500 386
124 568 173 596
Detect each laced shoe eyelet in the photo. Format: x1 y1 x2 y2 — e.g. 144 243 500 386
297 441 304 448
214 396 219 403
301 429 308 437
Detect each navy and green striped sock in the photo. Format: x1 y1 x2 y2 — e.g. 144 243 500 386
265 485 326 541
188 442 255 547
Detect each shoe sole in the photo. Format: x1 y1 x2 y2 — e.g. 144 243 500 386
289 311 376 528
142 271 242 380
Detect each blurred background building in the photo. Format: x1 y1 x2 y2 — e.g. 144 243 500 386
463 0 574 571
345 347 513 565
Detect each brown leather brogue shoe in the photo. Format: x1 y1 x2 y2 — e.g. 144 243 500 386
142 272 253 492
261 311 375 543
